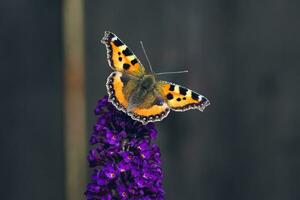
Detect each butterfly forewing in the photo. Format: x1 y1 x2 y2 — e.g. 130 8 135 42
101 31 145 77
156 81 210 112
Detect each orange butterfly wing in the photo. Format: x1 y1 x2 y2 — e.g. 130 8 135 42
156 81 210 112
101 31 145 77
106 72 129 111
129 92 170 124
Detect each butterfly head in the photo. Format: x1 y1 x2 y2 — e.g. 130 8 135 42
140 74 156 91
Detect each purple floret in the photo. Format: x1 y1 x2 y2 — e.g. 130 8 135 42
85 96 164 200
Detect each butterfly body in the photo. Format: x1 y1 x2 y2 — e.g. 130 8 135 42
102 31 210 124
126 74 156 111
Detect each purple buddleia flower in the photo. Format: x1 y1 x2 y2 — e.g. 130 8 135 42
85 96 164 200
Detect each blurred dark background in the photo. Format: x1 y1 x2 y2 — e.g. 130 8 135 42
1 0 300 200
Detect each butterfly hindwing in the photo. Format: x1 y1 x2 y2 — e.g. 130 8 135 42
101 31 145 77
156 81 210 112
106 71 132 112
106 72 170 124
129 91 170 124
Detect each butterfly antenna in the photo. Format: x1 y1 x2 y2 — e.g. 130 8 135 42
140 41 154 73
156 70 189 76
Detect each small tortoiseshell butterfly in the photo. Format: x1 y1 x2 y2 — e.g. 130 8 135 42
101 31 210 124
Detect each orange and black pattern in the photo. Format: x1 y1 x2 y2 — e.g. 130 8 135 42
157 81 210 112
101 31 145 77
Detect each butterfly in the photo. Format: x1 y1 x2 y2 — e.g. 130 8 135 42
101 31 210 124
